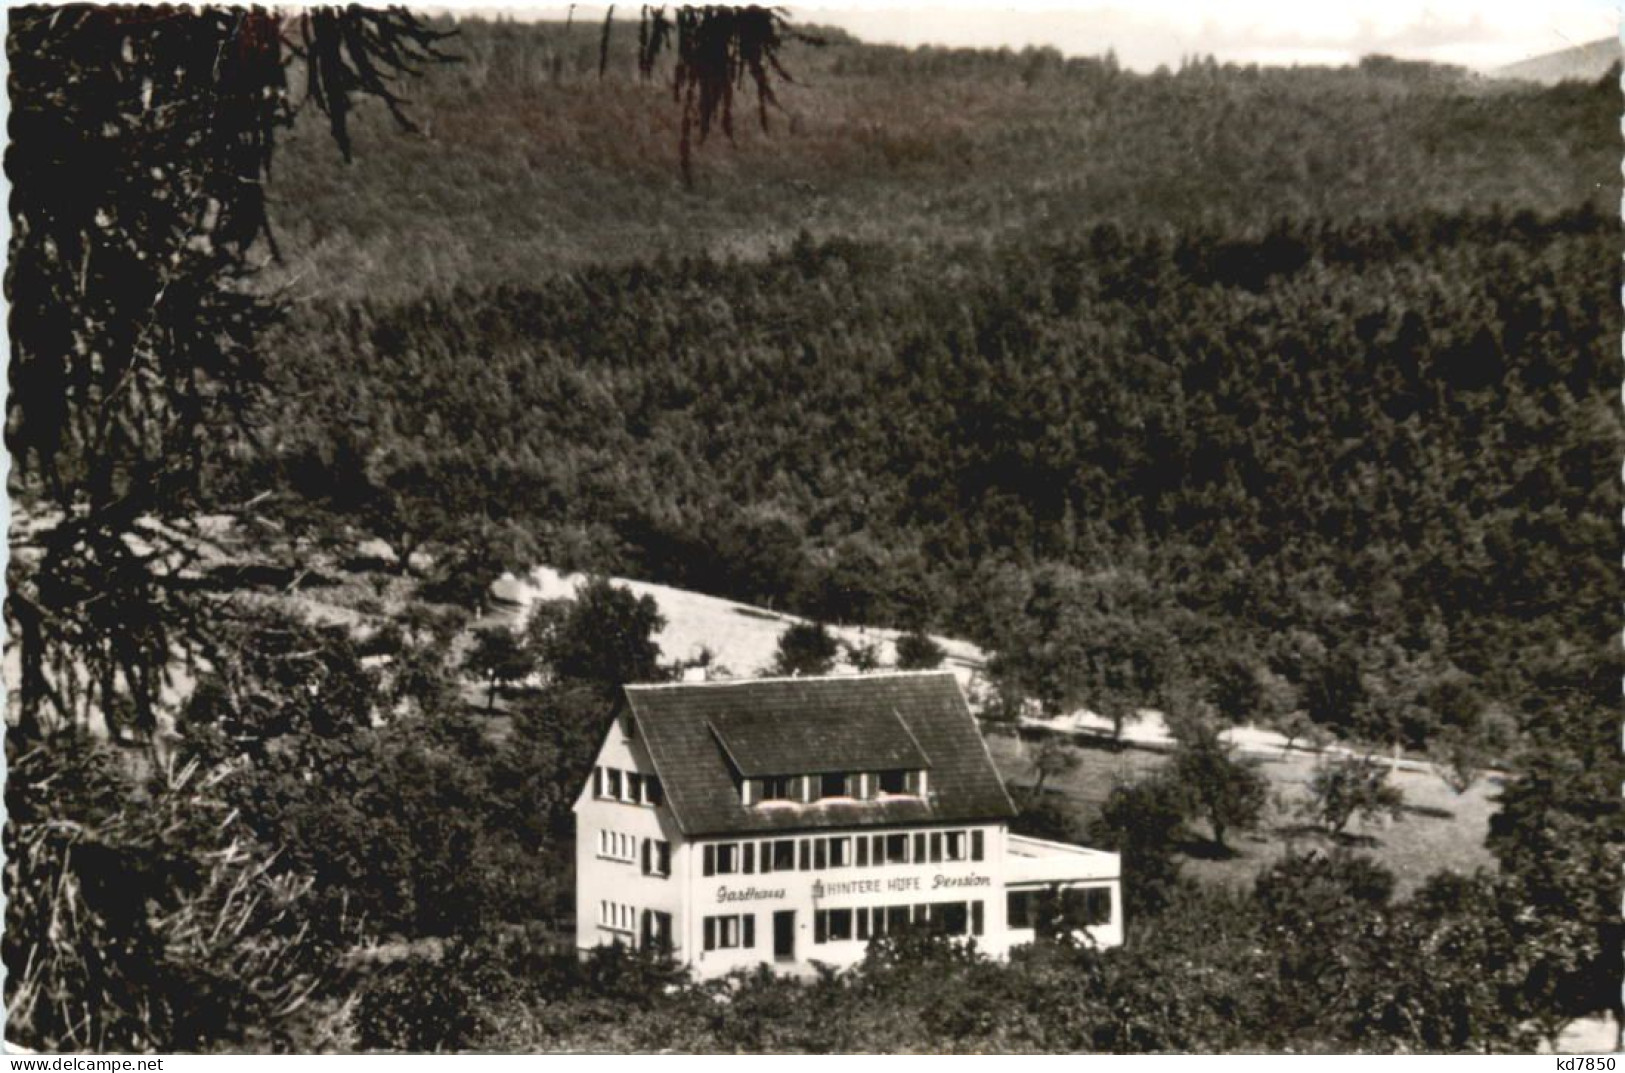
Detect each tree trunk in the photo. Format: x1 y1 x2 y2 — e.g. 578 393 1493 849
393 533 421 576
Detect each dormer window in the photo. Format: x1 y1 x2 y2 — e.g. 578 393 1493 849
744 769 926 807
879 769 922 795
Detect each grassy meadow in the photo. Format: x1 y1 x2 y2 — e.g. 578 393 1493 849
986 730 1500 895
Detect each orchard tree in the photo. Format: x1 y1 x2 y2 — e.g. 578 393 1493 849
1027 736 1081 801
1304 755 1406 837
1171 731 1269 852
1429 705 1516 794
463 627 536 711
1271 709 1330 756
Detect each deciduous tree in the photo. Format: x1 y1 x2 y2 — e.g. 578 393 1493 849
1304 755 1406 836
464 626 536 711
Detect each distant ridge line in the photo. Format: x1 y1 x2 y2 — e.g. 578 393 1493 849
1492 37 1618 85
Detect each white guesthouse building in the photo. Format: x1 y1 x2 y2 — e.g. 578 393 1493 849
574 671 1122 977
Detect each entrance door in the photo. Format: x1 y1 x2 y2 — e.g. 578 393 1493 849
773 910 796 961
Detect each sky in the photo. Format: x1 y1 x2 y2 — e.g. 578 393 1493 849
432 0 1619 73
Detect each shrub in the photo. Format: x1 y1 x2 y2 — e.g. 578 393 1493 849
772 621 840 677
895 630 946 670
356 943 510 1052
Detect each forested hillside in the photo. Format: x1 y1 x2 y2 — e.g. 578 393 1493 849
264 19 1618 299
261 207 1619 742
251 19 1623 723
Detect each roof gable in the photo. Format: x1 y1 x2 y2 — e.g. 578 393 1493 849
624 671 1017 837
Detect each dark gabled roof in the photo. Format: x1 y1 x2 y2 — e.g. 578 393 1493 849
623 671 1018 837
708 706 931 777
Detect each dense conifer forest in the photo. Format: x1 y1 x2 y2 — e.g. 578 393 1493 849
265 207 1618 722
8 10 1621 1053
